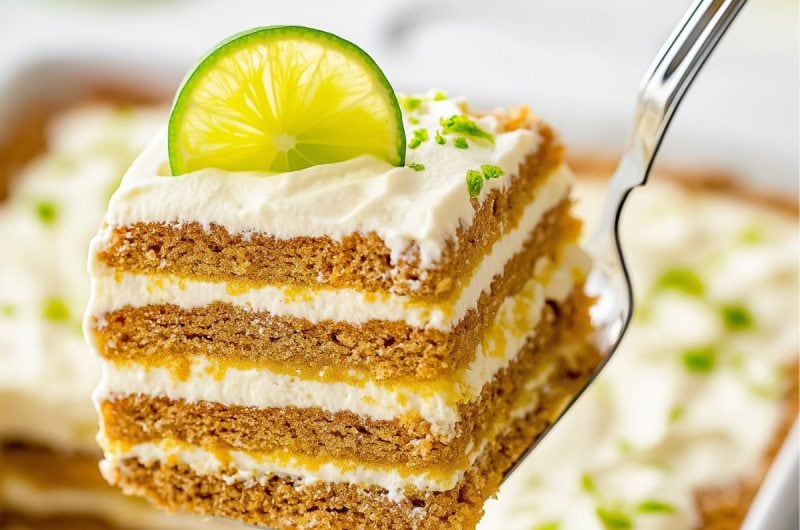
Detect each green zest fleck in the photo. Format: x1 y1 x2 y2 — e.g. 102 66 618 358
466 169 484 198
400 95 424 113
462 160 507 199
42 297 70 322
595 507 632 530
655 268 705 297
738 225 763 244
0 303 15 317
532 523 560 530
408 116 420 125
617 440 632 454
481 164 504 179
434 131 446 145
668 405 685 423
407 162 425 172
453 137 469 149
439 114 495 145
35 200 58 224
720 304 755 331
580 473 597 494
432 89 448 101
682 346 716 374
636 499 676 514
409 128 429 149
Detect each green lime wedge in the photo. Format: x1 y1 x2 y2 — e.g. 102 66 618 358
168 26 406 175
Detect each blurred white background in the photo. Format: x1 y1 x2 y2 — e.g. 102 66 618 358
0 0 797 190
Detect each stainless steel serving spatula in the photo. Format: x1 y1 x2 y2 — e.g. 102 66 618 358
504 0 748 482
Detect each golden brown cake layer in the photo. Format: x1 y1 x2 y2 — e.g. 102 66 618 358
91 200 579 383
99 289 597 471
96 123 563 300
103 354 592 530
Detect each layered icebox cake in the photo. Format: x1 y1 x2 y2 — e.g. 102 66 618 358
84 27 600 529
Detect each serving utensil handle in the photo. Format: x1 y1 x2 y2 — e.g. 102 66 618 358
590 0 748 253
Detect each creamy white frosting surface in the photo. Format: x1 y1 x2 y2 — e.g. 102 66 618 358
88 165 573 330
95 250 585 440
0 105 165 453
97 93 539 268
479 177 799 530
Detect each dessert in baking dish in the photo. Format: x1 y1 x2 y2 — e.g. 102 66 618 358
479 161 799 530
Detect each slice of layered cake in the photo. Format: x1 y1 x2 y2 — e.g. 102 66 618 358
85 26 600 529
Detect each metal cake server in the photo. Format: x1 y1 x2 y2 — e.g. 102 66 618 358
503 0 748 483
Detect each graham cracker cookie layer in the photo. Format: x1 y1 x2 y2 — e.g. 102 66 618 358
91 200 579 383
102 346 596 530
100 289 597 471
96 123 563 300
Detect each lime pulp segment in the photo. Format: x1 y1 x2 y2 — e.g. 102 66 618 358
168 26 406 175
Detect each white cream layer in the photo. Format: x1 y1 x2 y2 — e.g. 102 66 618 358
100 440 467 497
88 164 573 331
95 248 586 439
93 96 539 268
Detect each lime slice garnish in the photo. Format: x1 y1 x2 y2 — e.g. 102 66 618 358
168 26 406 175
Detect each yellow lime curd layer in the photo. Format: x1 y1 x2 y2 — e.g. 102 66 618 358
101 437 465 499
99 332 590 501
95 247 589 440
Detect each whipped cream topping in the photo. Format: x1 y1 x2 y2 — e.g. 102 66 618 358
479 177 799 530
0 105 164 453
95 248 587 439
88 165 573 330
96 93 539 268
